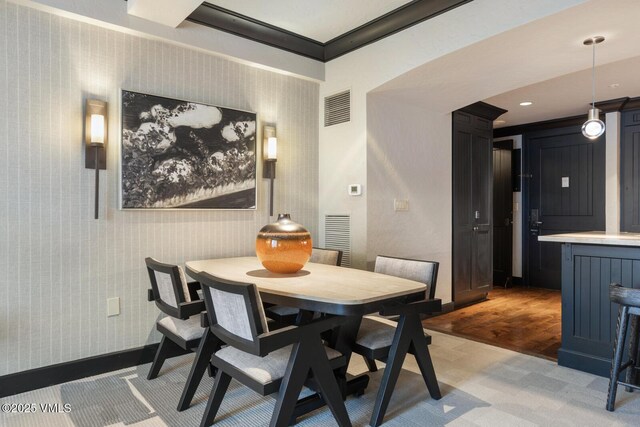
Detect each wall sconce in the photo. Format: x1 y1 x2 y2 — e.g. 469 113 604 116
84 99 107 219
263 125 277 217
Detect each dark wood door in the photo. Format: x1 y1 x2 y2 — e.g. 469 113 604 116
493 143 513 286
453 111 493 305
525 126 605 289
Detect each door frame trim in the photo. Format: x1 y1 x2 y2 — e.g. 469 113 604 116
492 139 514 287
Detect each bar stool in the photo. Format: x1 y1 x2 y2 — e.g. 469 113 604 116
606 283 640 411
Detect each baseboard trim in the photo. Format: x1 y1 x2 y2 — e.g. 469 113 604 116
0 343 159 398
557 348 610 378
441 302 455 313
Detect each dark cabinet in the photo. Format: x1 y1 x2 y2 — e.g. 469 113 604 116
452 104 505 305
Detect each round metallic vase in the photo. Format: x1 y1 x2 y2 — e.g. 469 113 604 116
256 214 312 274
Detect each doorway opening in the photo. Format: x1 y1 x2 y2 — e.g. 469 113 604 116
426 124 602 361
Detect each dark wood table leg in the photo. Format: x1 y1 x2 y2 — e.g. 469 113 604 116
290 315 369 425
177 329 219 411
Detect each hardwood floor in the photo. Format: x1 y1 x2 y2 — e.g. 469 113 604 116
423 286 561 360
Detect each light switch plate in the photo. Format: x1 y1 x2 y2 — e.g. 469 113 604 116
107 297 120 317
394 199 409 211
348 184 362 196
562 177 570 188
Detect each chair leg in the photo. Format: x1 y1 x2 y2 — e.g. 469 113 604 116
147 336 175 380
207 363 216 378
308 339 352 427
271 342 311 427
409 316 441 400
178 331 219 411
370 316 413 427
199 371 231 427
607 306 629 412
411 342 441 400
626 314 639 392
363 356 378 372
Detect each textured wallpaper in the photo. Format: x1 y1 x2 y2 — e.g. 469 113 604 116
0 0 319 376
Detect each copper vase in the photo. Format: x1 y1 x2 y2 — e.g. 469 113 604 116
256 214 312 274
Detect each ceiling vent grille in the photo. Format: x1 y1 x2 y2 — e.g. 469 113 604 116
324 90 350 127
324 214 351 267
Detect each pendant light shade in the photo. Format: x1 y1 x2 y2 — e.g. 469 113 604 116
582 108 605 139
582 36 605 140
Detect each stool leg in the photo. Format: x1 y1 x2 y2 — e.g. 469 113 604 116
626 315 640 392
607 306 629 412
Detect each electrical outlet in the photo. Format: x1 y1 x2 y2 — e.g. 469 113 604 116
394 199 409 212
107 297 120 317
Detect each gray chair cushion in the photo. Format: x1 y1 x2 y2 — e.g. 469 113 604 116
356 316 397 350
158 315 204 341
215 344 341 385
153 265 192 308
374 256 435 298
267 305 299 317
310 248 340 266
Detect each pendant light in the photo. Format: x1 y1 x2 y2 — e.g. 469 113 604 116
582 36 605 140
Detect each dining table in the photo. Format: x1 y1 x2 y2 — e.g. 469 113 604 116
179 256 429 422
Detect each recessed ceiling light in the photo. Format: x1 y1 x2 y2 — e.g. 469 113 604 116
494 119 506 125
519 101 533 106
610 83 620 89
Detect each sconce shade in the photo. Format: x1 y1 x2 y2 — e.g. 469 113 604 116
90 114 105 145
85 99 108 148
267 137 277 160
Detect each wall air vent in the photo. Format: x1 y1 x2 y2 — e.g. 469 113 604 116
324 90 350 127
324 214 351 267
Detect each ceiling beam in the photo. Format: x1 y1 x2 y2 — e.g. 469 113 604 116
187 0 473 62
127 0 203 28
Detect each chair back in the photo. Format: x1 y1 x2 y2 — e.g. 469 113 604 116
374 255 439 299
198 273 269 350
610 283 640 308
310 247 343 266
145 257 192 317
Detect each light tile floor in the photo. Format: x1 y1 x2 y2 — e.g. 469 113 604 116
1 330 638 426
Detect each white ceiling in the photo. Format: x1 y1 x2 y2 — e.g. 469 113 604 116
371 0 640 127
487 55 640 128
208 0 414 43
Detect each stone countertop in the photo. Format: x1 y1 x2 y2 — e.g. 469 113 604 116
538 231 640 246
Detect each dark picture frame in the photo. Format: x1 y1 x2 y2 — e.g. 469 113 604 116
120 90 257 209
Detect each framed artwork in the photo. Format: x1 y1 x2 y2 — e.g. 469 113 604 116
120 90 257 209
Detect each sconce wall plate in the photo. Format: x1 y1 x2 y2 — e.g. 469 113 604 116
85 99 107 170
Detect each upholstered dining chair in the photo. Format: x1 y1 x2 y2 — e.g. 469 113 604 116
145 257 206 380
352 255 441 427
196 272 352 427
265 247 343 325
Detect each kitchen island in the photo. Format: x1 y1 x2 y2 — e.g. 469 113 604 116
539 231 640 376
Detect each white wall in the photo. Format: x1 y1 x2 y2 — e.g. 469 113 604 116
0 0 319 376
318 0 587 272
367 95 452 302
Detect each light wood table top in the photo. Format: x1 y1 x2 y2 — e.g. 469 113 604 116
186 256 426 316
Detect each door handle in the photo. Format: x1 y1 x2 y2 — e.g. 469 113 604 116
473 226 479 231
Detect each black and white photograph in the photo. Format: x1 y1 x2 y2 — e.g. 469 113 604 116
120 90 257 209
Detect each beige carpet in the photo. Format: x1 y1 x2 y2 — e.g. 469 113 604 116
1 330 639 426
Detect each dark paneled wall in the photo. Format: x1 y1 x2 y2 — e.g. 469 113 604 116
621 109 640 232
560 243 640 376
